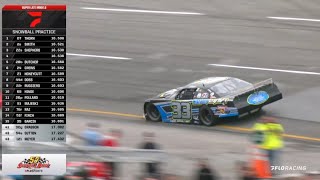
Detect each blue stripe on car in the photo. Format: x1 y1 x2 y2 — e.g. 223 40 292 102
154 102 172 123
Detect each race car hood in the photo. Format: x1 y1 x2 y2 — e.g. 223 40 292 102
144 88 181 103
157 88 179 99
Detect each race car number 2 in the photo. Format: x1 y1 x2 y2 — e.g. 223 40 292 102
172 101 192 120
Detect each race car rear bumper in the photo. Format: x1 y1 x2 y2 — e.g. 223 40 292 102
233 82 282 114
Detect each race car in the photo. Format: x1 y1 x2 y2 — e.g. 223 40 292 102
144 77 282 126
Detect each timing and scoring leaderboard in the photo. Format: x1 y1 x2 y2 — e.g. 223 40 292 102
2 5 66 143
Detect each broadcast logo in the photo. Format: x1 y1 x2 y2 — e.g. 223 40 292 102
17 156 51 172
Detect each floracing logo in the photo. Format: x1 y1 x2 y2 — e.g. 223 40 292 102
28 12 43 28
17 156 51 172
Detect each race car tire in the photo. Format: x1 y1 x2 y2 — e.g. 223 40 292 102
145 103 161 122
199 105 218 126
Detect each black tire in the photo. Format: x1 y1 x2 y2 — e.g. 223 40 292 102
199 105 218 126
145 103 161 122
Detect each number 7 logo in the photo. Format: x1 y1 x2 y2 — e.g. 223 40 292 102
28 12 43 28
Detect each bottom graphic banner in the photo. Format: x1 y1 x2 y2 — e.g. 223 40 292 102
2 154 66 175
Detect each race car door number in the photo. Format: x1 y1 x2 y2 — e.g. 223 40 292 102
172 102 192 119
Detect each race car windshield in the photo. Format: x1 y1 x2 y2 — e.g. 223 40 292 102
209 78 252 97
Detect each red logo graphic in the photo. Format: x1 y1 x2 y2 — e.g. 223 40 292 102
17 156 51 171
28 12 43 27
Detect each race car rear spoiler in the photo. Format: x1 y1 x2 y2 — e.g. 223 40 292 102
228 78 282 114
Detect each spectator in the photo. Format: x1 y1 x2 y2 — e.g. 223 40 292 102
265 117 284 167
195 158 218 180
55 176 66 180
143 177 159 180
283 177 301 180
252 116 284 174
235 161 247 180
143 175 160 180
9 175 23 180
139 132 161 178
100 129 123 179
238 164 257 180
72 165 90 180
100 129 122 147
23 175 41 180
164 174 180 180
81 122 103 146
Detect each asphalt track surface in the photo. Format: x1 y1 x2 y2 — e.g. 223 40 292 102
1 0 320 178
54 0 320 139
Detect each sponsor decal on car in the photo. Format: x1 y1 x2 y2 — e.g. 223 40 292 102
247 91 269 105
192 115 199 120
192 99 209 105
208 98 230 105
216 106 227 114
209 92 216 99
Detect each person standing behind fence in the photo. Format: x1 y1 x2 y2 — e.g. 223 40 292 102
252 116 284 173
139 132 161 178
235 161 257 180
195 159 218 180
82 122 103 146
265 117 284 168
100 129 123 179
100 129 122 147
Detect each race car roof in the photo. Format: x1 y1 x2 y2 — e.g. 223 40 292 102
186 77 231 88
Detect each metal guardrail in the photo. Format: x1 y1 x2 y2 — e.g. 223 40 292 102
2 142 168 163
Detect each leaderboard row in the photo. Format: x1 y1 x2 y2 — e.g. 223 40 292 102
2 101 65 106
3 107 65 113
3 47 65 53
3 82 65 88
3 113 66 119
3 76 65 82
3 89 65 94
3 54 65 58
2 42 65 47
3 119 66 124
2 35 65 41
3 59 65 64
3 124 66 142
3 71 65 76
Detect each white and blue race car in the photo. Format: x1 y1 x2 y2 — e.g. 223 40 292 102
144 77 282 126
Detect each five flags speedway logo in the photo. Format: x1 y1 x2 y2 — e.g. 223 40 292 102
17 156 51 172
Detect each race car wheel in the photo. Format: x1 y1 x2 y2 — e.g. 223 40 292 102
145 103 161 122
199 105 218 126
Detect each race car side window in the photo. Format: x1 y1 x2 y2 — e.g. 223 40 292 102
193 88 210 99
210 83 230 97
176 88 195 100
209 79 252 97
231 78 252 89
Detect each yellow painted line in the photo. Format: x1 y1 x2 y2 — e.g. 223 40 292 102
220 125 320 142
67 108 320 142
282 134 320 142
67 108 143 118
219 125 252 132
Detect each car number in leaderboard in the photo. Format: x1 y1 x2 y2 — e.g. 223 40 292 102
2 5 66 143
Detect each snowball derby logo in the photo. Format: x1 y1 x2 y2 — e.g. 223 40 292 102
17 156 51 172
